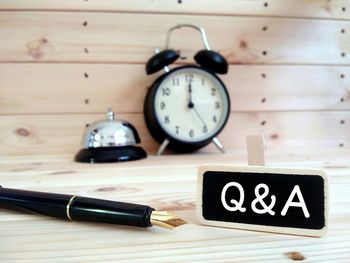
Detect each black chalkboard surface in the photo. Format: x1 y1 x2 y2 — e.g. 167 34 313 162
197 165 328 237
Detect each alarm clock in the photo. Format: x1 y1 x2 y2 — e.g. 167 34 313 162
144 24 230 154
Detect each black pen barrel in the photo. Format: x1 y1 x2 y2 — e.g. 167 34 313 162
0 187 154 228
69 197 153 227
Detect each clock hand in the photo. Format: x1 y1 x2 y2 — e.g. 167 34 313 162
193 107 207 127
188 81 194 109
186 81 207 126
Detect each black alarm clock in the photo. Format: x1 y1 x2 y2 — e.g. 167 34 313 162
144 24 230 154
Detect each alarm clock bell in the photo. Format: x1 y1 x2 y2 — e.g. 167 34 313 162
74 109 147 163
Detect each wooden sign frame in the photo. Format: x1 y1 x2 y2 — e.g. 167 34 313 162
197 164 329 237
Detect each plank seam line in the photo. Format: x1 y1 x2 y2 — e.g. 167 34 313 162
1 110 350 117
0 62 350 67
0 9 349 22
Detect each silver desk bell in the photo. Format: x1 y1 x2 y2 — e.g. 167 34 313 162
74 109 147 163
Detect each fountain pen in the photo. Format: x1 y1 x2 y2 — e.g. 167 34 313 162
0 186 187 229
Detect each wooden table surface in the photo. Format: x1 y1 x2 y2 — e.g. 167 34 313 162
0 150 349 262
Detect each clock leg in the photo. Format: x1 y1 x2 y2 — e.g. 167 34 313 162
157 138 170 156
212 137 225 153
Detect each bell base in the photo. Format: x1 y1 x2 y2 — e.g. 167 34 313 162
74 146 147 163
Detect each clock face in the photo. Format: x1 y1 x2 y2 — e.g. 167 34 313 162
152 66 230 143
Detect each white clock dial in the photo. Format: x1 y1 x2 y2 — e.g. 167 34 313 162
153 67 230 143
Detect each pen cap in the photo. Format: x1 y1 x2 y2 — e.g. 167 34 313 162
0 187 72 219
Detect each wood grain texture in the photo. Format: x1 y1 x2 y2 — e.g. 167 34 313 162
1 64 349 114
0 153 349 262
1 0 350 20
0 112 349 156
0 12 349 64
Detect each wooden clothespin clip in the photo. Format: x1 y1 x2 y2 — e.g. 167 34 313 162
246 135 266 166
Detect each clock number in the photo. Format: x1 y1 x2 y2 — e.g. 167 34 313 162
186 74 194 83
203 125 208 133
175 126 180 134
164 116 170 124
160 102 166 110
215 101 221 109
211 87 216 96
202 78 205 86
161 88 171 96
213 115 217 123
189 129 194 138
172 78 179 86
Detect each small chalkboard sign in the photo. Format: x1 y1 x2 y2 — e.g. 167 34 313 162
197 165 328 237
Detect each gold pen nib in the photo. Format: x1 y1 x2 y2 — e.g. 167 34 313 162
150 211 187 230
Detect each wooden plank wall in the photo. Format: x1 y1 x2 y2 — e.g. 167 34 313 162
0 0 349 156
